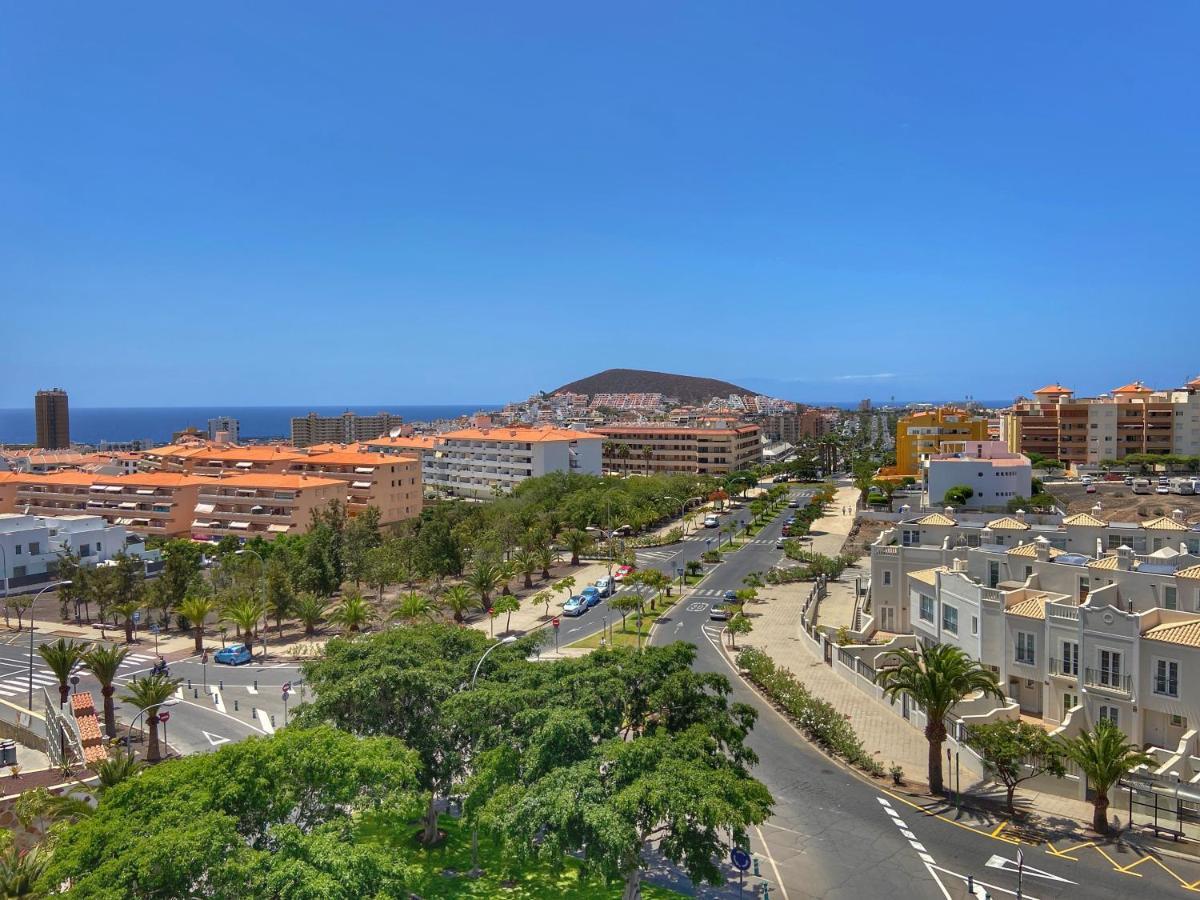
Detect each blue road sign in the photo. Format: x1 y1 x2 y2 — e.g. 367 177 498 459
133 611 141 623
730 847 751 872
149 624 160 634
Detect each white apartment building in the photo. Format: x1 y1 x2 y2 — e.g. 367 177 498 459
0 513 152 593
424 426 603 498
866 506 1200 784
923 440 1032 510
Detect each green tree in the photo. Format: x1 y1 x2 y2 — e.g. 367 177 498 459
392 591 438 625
943 484 975 507
531 589 553 619
37 638 90 709
726 613 753 648
441 584 475 625
968 720 1067 814
81 644 129 739
38 727 422 898
343 506 382 586
511 547 538 590
264 557 295 638
610 592 641 631
552 575 576 609
110 599 142 644
156 538 204 618
875 644 1003 794
363 539 402 603
563 529 593 566
222 596 268 645
466 556 504 609
1057 719 1153 834
492 593 520 635
294 593 330 637
178 596 217 654
0 845 48 898
330 590 376 634
55 551 87 621
535 544 558 580
120 672 181 762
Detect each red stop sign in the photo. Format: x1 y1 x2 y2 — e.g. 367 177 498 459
158 710 170 723
552 617 560 629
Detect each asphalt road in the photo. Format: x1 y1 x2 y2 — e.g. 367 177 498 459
647 485 1200 899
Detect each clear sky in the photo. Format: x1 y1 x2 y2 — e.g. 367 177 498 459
2 3 1197 408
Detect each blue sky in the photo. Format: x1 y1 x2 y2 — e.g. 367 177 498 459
2 3 1197 407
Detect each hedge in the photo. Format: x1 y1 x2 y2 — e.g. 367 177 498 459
737 647 885 777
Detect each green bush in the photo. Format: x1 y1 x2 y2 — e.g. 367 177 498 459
736 649 880 776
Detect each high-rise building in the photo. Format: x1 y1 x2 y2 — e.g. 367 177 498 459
34 389 70 449
878 407 989 478
207 416 240 443
290 411 404 447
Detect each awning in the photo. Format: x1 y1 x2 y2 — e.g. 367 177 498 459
135 488 155 495
105 485 122 493
118 501 137 510
352 481 372 489
195 502 215 514
267 523 290 533
228 521 250 530
191 519 218 529
89 485 108 492
131 518 151 526
353 467 375 474
235 461 253 469
116 517 133 525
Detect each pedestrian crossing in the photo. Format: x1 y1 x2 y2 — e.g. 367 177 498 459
635 548 677 563
688 588 733 599
0 651 158 699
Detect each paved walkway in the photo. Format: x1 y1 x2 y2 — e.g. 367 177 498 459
465 561 612 638
743 485 1110 833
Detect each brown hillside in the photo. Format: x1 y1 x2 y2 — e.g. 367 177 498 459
552 369 753 405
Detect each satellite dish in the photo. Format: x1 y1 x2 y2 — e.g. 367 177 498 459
389 426 403 437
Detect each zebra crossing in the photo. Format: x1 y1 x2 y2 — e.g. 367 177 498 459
635 548 678 563
0 651 158 699
688 587 732 600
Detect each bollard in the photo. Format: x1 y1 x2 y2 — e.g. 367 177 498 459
213 692 218 705
763 884 771 899
753 858 760 877
270 714 276 727
234 699 239 711
254 679 258 690
187 678 192 690
252 706 257 720
967 874 974 893
219 680 224 691
193 688 199 699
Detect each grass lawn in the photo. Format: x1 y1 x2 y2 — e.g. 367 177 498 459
358 813 685 899
567 598 675 649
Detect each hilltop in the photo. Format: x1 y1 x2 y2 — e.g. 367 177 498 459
551 369 753 405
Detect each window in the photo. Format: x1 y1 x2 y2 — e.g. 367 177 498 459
28 542 40 556
1063 692 1079 713
1016 631 1035 665
1024 566 1033 579
883 570 892 586
987 561 1000 589
1163 586 1178 610
1154 659 1179 697
1099 705 1119 726
919 594 934 623
971 615 979 636
80 544 93 558
1171 714 1187 728
12 565 26 578
942 604 959 635
1062 641 1079 675
1098 649 1123 687
13 544 21 556
902 529 920 546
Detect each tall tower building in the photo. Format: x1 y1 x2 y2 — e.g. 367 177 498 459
35 388 71 449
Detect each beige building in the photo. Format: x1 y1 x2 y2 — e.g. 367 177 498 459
190 474 345 542
290 411 404 447
593 424 762 476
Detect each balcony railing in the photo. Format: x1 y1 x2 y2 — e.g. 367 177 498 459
1048 657 1079 677
1084 668 1133 694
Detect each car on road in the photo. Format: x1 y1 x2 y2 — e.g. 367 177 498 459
594 576 614 597
709 604 732 621
1085 483 1096 493
703 515 720 528
562 596 586 616
1124 476 1135 485
581 586 602 608
1156 485 1171 494
776 539 786 549
613 564 635 581
723 590 738 602
215 643 253 665
787 499 799 508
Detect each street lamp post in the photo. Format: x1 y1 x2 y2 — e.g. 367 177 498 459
238 548 269 659
0 544 8 627
29 580 71 711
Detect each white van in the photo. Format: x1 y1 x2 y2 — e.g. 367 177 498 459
594 576 614 597
703 514 720 528
1131 478 1152 495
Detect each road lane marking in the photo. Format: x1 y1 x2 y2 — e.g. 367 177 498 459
202 730 231 746
257 708 275 734
246 685 258 695
752 823 790 900
985 854 1075 884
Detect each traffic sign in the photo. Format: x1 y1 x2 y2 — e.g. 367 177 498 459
133 611 141 623
282 682 291 693
552 618 560 629
730 847 751 872
149 624 160 634
158 710 170 723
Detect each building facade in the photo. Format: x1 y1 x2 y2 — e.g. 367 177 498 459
0 513 153 592
881 407 989 479
35 389 70 450
424 426 603 498
923 440 1032 509
190 474 345 542
206 416 240 443
290 411 404 447
593 424 762 476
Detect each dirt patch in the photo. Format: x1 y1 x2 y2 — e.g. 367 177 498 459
1051 482 1200 524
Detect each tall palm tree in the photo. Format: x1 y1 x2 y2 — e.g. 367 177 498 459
564 530 593 566
392 591 438 625
109 599 142 644
37 638 90 708
497 560 517 597
222 596 268 645
81 645 129 739
511 547 538 590
1057 719 1153 834
293 593 330 637
120 673 180 762
875 644 1003 794
466 557 503 609
536 544 558 581
329 591 375 634
440 584 475 625
178 596 217 654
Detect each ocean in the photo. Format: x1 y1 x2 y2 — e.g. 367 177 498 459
0 405 497 446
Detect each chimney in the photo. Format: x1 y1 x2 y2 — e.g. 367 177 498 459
1173 508 1185 523
1092 503 1103 517
1096 538 1104 558
1116 545 1132 571
980 526 994 544
1035 535 1051 562
952 558 968 573
1015 508 1026 523
945 506 954 516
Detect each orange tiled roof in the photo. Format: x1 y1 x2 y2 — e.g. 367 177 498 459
1007 596 1048 619
1142 516 1189 532
297 450 411 467
1112 381 1152 394
362 435 439 449
200 474 344 491
443 426 603 443
914 513 956 526
1007 542 1064 559
1033 384 1073 396
1063 512 1108 527
1177 565 1200 581
1144 620 1200 648
1088 555 1123 571
986 516 1030 531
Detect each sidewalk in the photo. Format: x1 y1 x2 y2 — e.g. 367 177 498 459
465 561 612 638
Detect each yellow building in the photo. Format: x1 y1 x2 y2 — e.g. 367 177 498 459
882 407 989 478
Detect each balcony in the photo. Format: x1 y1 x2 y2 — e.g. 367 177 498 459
1047 658 1079 678
1084 668 1132 695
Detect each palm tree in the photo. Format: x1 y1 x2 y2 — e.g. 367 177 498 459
564 530 593 566
497 560 517 597
93 752 145 789
466 557 504 609
617 443 632 473
512 547 538 590
330 591 375 634
874 644 1003 795
441 584 475 625
120 673 180 762
294 593 330 637
392 591 438 625
178 596 217 654
222 596 268 645
81 645 129 739
536 544 558 580
38 638 90 708
109 599 141 644
641 445 654 475
1057 719 1153 834
0 845 48 898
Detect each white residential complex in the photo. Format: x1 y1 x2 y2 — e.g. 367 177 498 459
860 505 1200 792
424 426 603 498
0 513 155 592
923 440 1032 509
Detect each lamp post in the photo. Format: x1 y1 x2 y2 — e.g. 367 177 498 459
238 548 268 658
0 543 8 626
29 580 71 711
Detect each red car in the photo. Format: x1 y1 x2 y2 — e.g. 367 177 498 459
613 565 635 581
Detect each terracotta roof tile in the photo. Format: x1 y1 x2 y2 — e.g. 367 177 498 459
1007 596 1047 619
987 517 1030 531
1142 516 1189 532
907 567 944 586
1063 513 1108 528
1007 542 1064 559
1176 565 1200 581
1144 620 1200 648
914 513 957 527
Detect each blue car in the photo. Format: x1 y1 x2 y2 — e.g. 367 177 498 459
724 590 738 602
214 643 253 665
562 596 586 617
581 586 602 608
